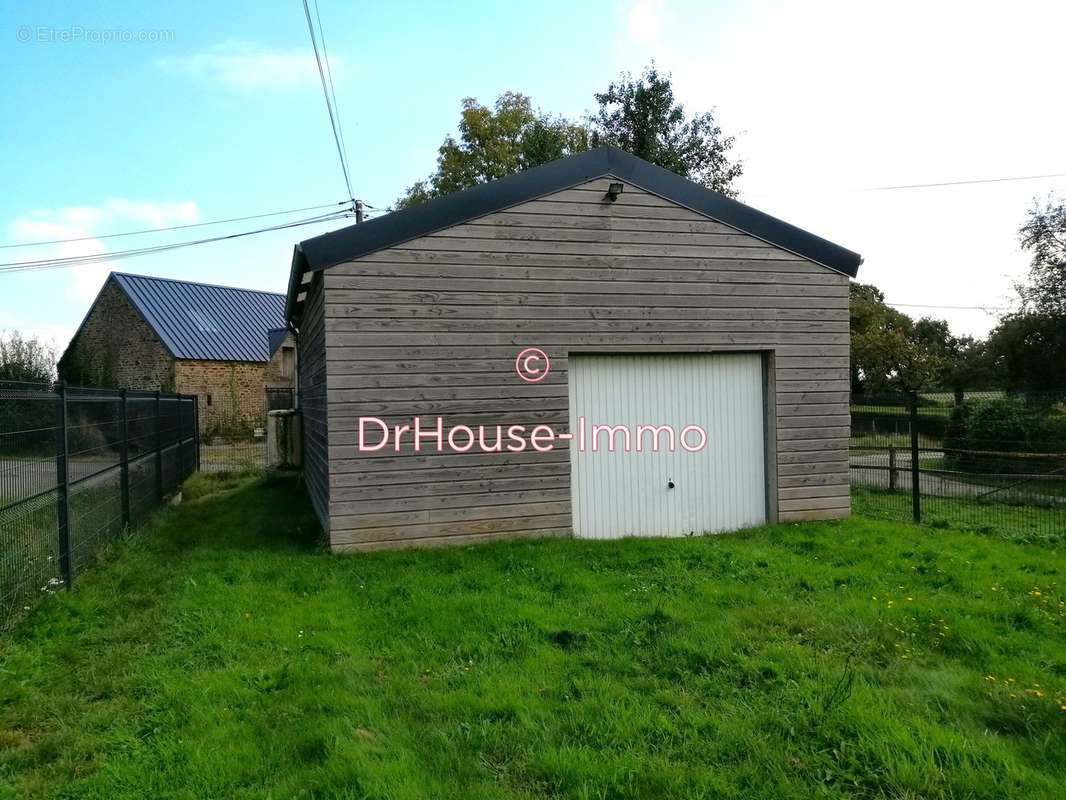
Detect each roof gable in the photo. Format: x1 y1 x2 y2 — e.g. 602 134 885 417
111 273 286 362
286 146 862 322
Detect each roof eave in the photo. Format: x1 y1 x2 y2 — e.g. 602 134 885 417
284 146 862 311
285 244 309 326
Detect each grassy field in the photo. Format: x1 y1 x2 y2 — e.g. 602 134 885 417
1 473 1065 799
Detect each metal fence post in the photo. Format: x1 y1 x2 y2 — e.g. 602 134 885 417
154 391 163 501
54 381 72 587
193 395 201 471
176 397 186 481
888 444 897 492
119 389 130 527
909 391 921 523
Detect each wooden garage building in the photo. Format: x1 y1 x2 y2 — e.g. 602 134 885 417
284 147 861 550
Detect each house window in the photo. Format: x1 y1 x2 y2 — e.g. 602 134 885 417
206 393 212 407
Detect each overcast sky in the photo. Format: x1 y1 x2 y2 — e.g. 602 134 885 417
2 0 1063 349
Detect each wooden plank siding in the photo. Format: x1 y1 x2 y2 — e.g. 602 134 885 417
297 271 330 529
312 177 850 549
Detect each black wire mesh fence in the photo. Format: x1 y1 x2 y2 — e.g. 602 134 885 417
0 381 198 628
851 390 1066 540
194 389 277 473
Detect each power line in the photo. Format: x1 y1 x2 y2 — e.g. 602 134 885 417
867 172 1066 191
887 301 1010 312
0 211 352 274
0 200 351 250
314 0 349 177
302 0 355 206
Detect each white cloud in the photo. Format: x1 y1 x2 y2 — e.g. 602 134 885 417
155 40 338 91
8 199 201 306
103 199 198 228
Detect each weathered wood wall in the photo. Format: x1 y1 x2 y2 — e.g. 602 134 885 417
297 271 330 529
314 178 851 550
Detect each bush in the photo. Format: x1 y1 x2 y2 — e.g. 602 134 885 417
944 397 1066 474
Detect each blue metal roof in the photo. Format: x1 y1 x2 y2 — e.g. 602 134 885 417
111 273 286 362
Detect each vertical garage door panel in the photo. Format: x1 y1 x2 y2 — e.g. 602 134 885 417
569 353 766 539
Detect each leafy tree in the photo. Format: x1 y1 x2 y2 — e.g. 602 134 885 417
986 312 1066 393
0 330 55 384
938 334 994 402
590 65 742 197
396 93 588 208
982 196 1066 392
1017 194 1066 315
849 283 949 395
396 65 742 206
910 319 994 401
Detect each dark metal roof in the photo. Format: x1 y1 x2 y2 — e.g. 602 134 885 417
286 146 863 323
111 273 286 362
267 327 290 358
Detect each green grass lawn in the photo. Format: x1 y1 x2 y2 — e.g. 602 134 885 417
2 473 1065 799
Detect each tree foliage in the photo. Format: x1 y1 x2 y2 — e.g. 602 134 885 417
848 283 987 395
850 283 940 393
0 330 56 385
396 93 588 208
590 65 742 197
396 66 742 207
986 312 1066 393
1017 195 1066 316
981 196 1066 392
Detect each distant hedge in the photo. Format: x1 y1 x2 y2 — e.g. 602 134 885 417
851 403 950 441
943 397 1066 474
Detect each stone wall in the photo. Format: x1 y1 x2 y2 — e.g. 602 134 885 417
59 278 174 390
174 360 269 438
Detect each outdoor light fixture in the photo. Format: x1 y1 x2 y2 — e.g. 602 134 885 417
605 182 624 202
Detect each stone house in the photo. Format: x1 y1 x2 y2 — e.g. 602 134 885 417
59 272 296 435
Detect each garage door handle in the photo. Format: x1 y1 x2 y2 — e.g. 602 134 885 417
667 479 675 489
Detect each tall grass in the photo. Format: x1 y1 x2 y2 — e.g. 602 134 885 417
1 472 1064 799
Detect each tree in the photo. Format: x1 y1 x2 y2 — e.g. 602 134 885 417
590 65 742 197
938 334 994 402
981 196 1066 392
849 283 955 395
396 65 743 207
0 330 56 384
1017 194 1066 315
396 93 589 208
909 318 994 401
985 312 1066 393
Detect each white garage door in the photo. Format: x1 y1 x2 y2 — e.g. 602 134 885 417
568 353 767 539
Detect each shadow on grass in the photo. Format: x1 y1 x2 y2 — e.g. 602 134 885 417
170 470 323 554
